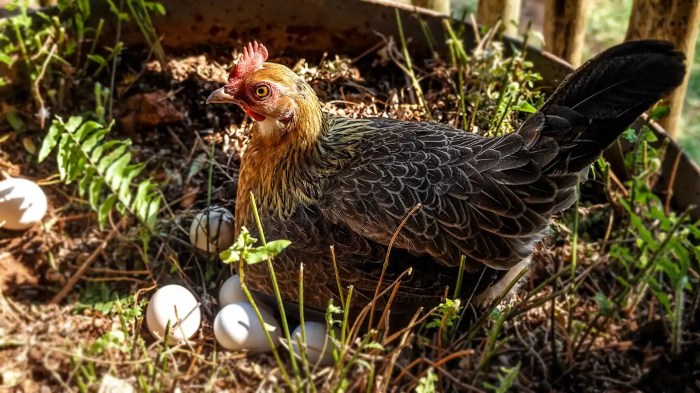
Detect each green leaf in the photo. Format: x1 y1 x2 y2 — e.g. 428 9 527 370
6 109 24 132
143 192 161 228
105 152 132 187
261 240 291 258
132 181 161 229
118 164 145 206
243 240 291 265
243 247 274 265
133 181 154 222
81 127 108 154
187 153 208 180
152 2 166 15
64 116 85 134
234 227 257 249
415 368 437 393
220 249 241 264
362 341 384 351
484 364 521 393
56 134 71 180
78 167 95 196
629 213 658 251
106 0 129 20
0 52 12 65
90 140 122 163
641 128 658 143
97 143 129 173
98 194 118 229
87 53 107 67
89 178 104 210
219 228 288 265
649 106 670 121
511 101 537 113
41 113 161 230
39 119 65 162
67 155 88 184
73 120 102 142
326 302 342 315
594 292 615 318
116 201 128 215
622 128 636 143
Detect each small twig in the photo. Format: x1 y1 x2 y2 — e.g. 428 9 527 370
249 192 302 389
33 44 57 129
394 10 432 120
351 40 385 64
108 0 124 122
376 267 411 332
236 255 293 388
82 277 148 283
664 148 682 215
608 170 629 197
369 203 422 329
330 245 345 309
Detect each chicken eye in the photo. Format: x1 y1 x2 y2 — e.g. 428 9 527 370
254 85 270 98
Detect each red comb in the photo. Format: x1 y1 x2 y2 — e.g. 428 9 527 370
225 41 269 94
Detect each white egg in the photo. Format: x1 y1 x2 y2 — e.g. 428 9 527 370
218 275 246 306
214 302 281 351
0 177 48 230
146 285 201 343
291 322 336 367
218 274 274 314
189 206 235 253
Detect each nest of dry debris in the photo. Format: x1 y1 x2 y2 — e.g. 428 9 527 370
1 32 699 393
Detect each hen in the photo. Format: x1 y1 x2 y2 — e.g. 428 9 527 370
207 41 684 319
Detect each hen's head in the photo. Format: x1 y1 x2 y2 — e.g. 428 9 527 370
207 42 321 146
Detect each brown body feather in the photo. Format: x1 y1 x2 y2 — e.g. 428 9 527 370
213 40 685 318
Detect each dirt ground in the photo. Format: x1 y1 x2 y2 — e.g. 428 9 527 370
1 24 700 392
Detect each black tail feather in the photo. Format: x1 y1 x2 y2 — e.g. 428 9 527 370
523 40 686 174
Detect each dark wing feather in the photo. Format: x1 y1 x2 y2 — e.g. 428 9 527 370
318 117 552 271
312 41 684 273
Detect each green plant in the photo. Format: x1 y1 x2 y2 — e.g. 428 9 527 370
415 368 437 393
219 226 291 266
74 282 121 315
609 123 699 355
426 298 461 341
72 316 134 392
439 20 544 134
0 0 167 130
395 9 432 119
0 0 113 124
73 282 144 322
124 0 167 70
484 363 520 393
38 116 162 229
573 117 700 358
219 209 297 390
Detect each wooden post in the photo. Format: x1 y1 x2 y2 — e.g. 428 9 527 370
626 0 700 138
477 0 522 37
412 0 450 14
543 0 590 67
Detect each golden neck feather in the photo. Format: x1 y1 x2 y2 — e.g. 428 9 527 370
235 85 325 231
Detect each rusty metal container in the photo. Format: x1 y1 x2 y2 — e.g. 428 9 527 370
92 0 699 218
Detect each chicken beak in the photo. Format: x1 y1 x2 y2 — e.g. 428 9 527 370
206 87 236 104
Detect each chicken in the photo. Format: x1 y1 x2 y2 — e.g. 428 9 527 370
206 41 685 319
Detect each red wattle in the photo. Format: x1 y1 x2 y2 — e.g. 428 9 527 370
242 107 266 122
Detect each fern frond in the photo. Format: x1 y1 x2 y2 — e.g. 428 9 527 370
39 116 162 230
